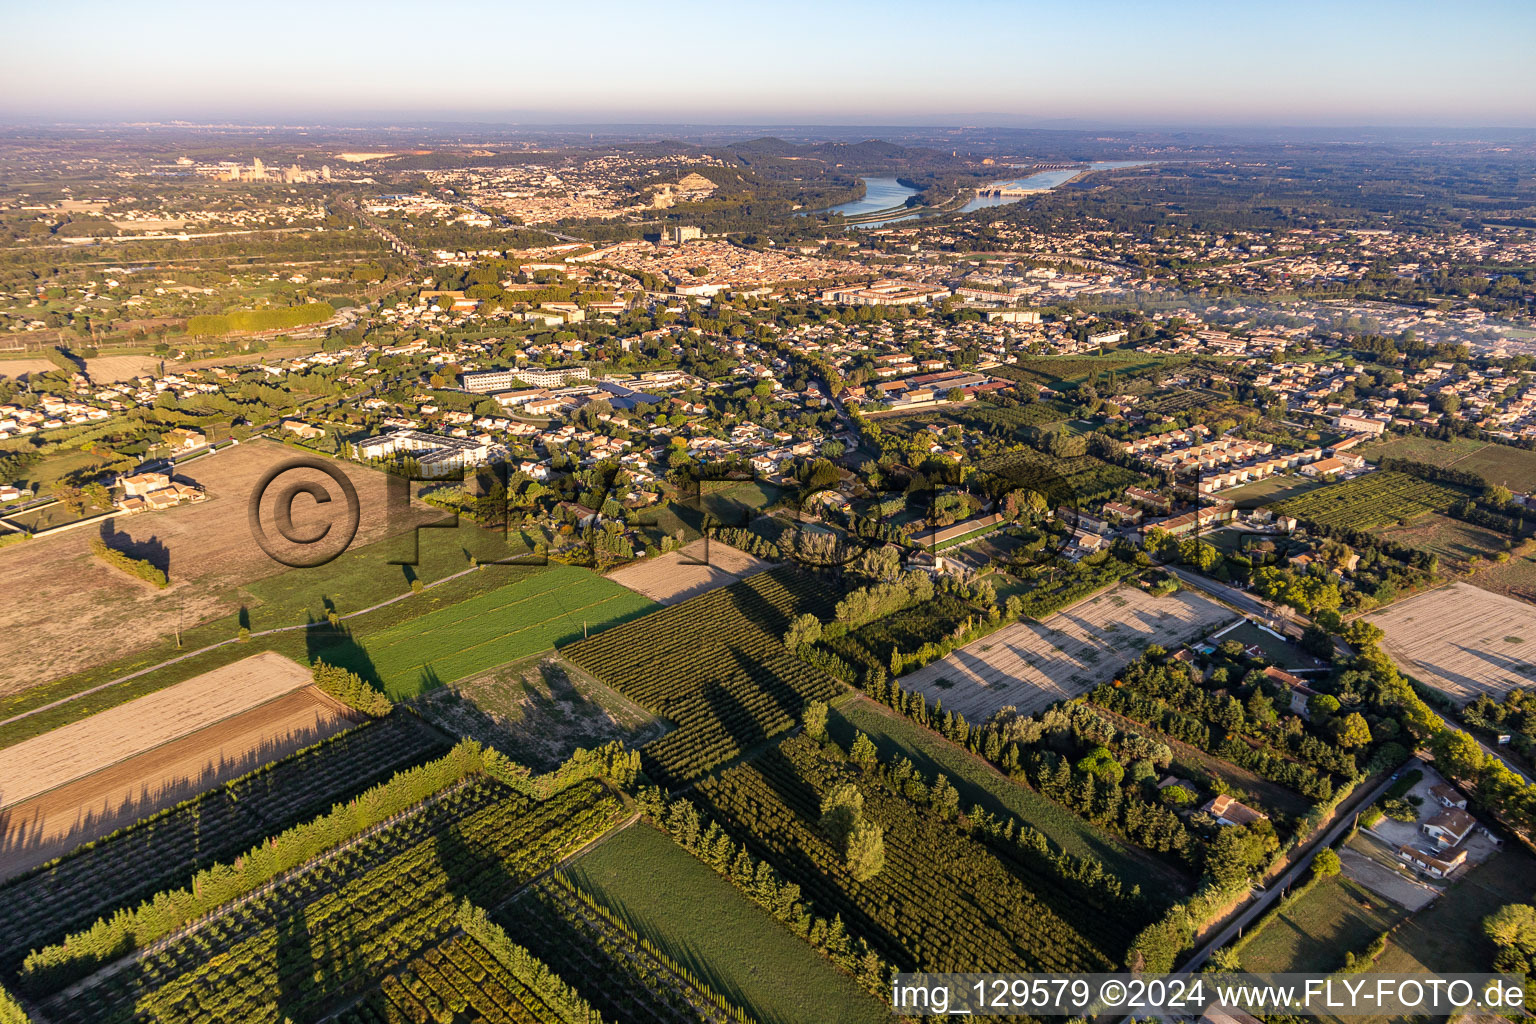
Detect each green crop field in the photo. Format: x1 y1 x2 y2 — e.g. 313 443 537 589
1273 471 1466 530
1362 436 1536 492
1237 875 1408 973
1220 473 1329 509
563 822 889 1024
330 565 657 697
827 697 1194 903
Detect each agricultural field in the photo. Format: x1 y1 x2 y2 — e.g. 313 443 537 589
323 564 658 699
503 873 765 1024
335 931 596 1024
1368 582 1536 702
0 439 444 694
826 697 1194 899
980 447 1146 505
416 655 663 772
637 480 784 546
0 712 449 967
874 399 1073 439
606 537 772 606
1361 435 1536 492
0 686 358 880
696 731 1135 972
1234 875 1408 973
82 354 164 382
825 592 980 677
26 776 625 1024
899 585 1234 721
1272 470 1467 530
1378 512 1508 566
1218 473 1328 509
0 358 59 377
0 651 315 809
562 566 844 785
559 822 888 1024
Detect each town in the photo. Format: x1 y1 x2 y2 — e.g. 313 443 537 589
0 29 1534 1024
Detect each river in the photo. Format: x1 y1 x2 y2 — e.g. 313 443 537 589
803 176 921 227
959 160 1150 212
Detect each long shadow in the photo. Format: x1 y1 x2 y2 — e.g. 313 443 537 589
272 902 314 1023
0 718 378 972
434 814 522 915
97 519 171 577
305 616 382 687
695 747 909 970
1451 643 1536 682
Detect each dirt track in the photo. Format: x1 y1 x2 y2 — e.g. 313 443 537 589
0 685 357 880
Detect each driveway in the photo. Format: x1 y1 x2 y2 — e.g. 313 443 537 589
1338 846 1440 911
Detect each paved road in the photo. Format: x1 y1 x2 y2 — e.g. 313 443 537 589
1175 761 1412 974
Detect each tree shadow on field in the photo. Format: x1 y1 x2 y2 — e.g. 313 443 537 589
98 519 171 578
305 615 381 688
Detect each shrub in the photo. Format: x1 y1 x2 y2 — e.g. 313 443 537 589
311 661 393 716
90 539 167 588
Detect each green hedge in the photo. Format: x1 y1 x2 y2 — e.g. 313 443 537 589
0 983 31 1024
22 741 487 989
454 902 602 1022
312 661 392 716
90 539 167 588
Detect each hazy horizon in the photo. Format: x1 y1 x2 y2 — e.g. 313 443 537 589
7 0 1534 128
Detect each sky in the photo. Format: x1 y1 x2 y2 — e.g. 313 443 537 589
5 0 1535 127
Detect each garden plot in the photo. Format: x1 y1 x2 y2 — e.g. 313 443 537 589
1368 582 1536 702
605 538 771 606
900 586 1233 721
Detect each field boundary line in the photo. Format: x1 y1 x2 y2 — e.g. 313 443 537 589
0 564 486 732
0 682 351 813
46 775 481 1001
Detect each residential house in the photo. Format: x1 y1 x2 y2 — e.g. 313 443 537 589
1423 807 1477 848
1202 794 1268 827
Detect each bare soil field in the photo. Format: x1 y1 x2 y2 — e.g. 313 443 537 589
605 538 771 606
899 586 1235 721
1368 582 1536 703
0 651 314 808
0 358 58 378
83 355 164 382
415 655 662 772
1379 513 1506 568
0 439 439 692
0 685 355 880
